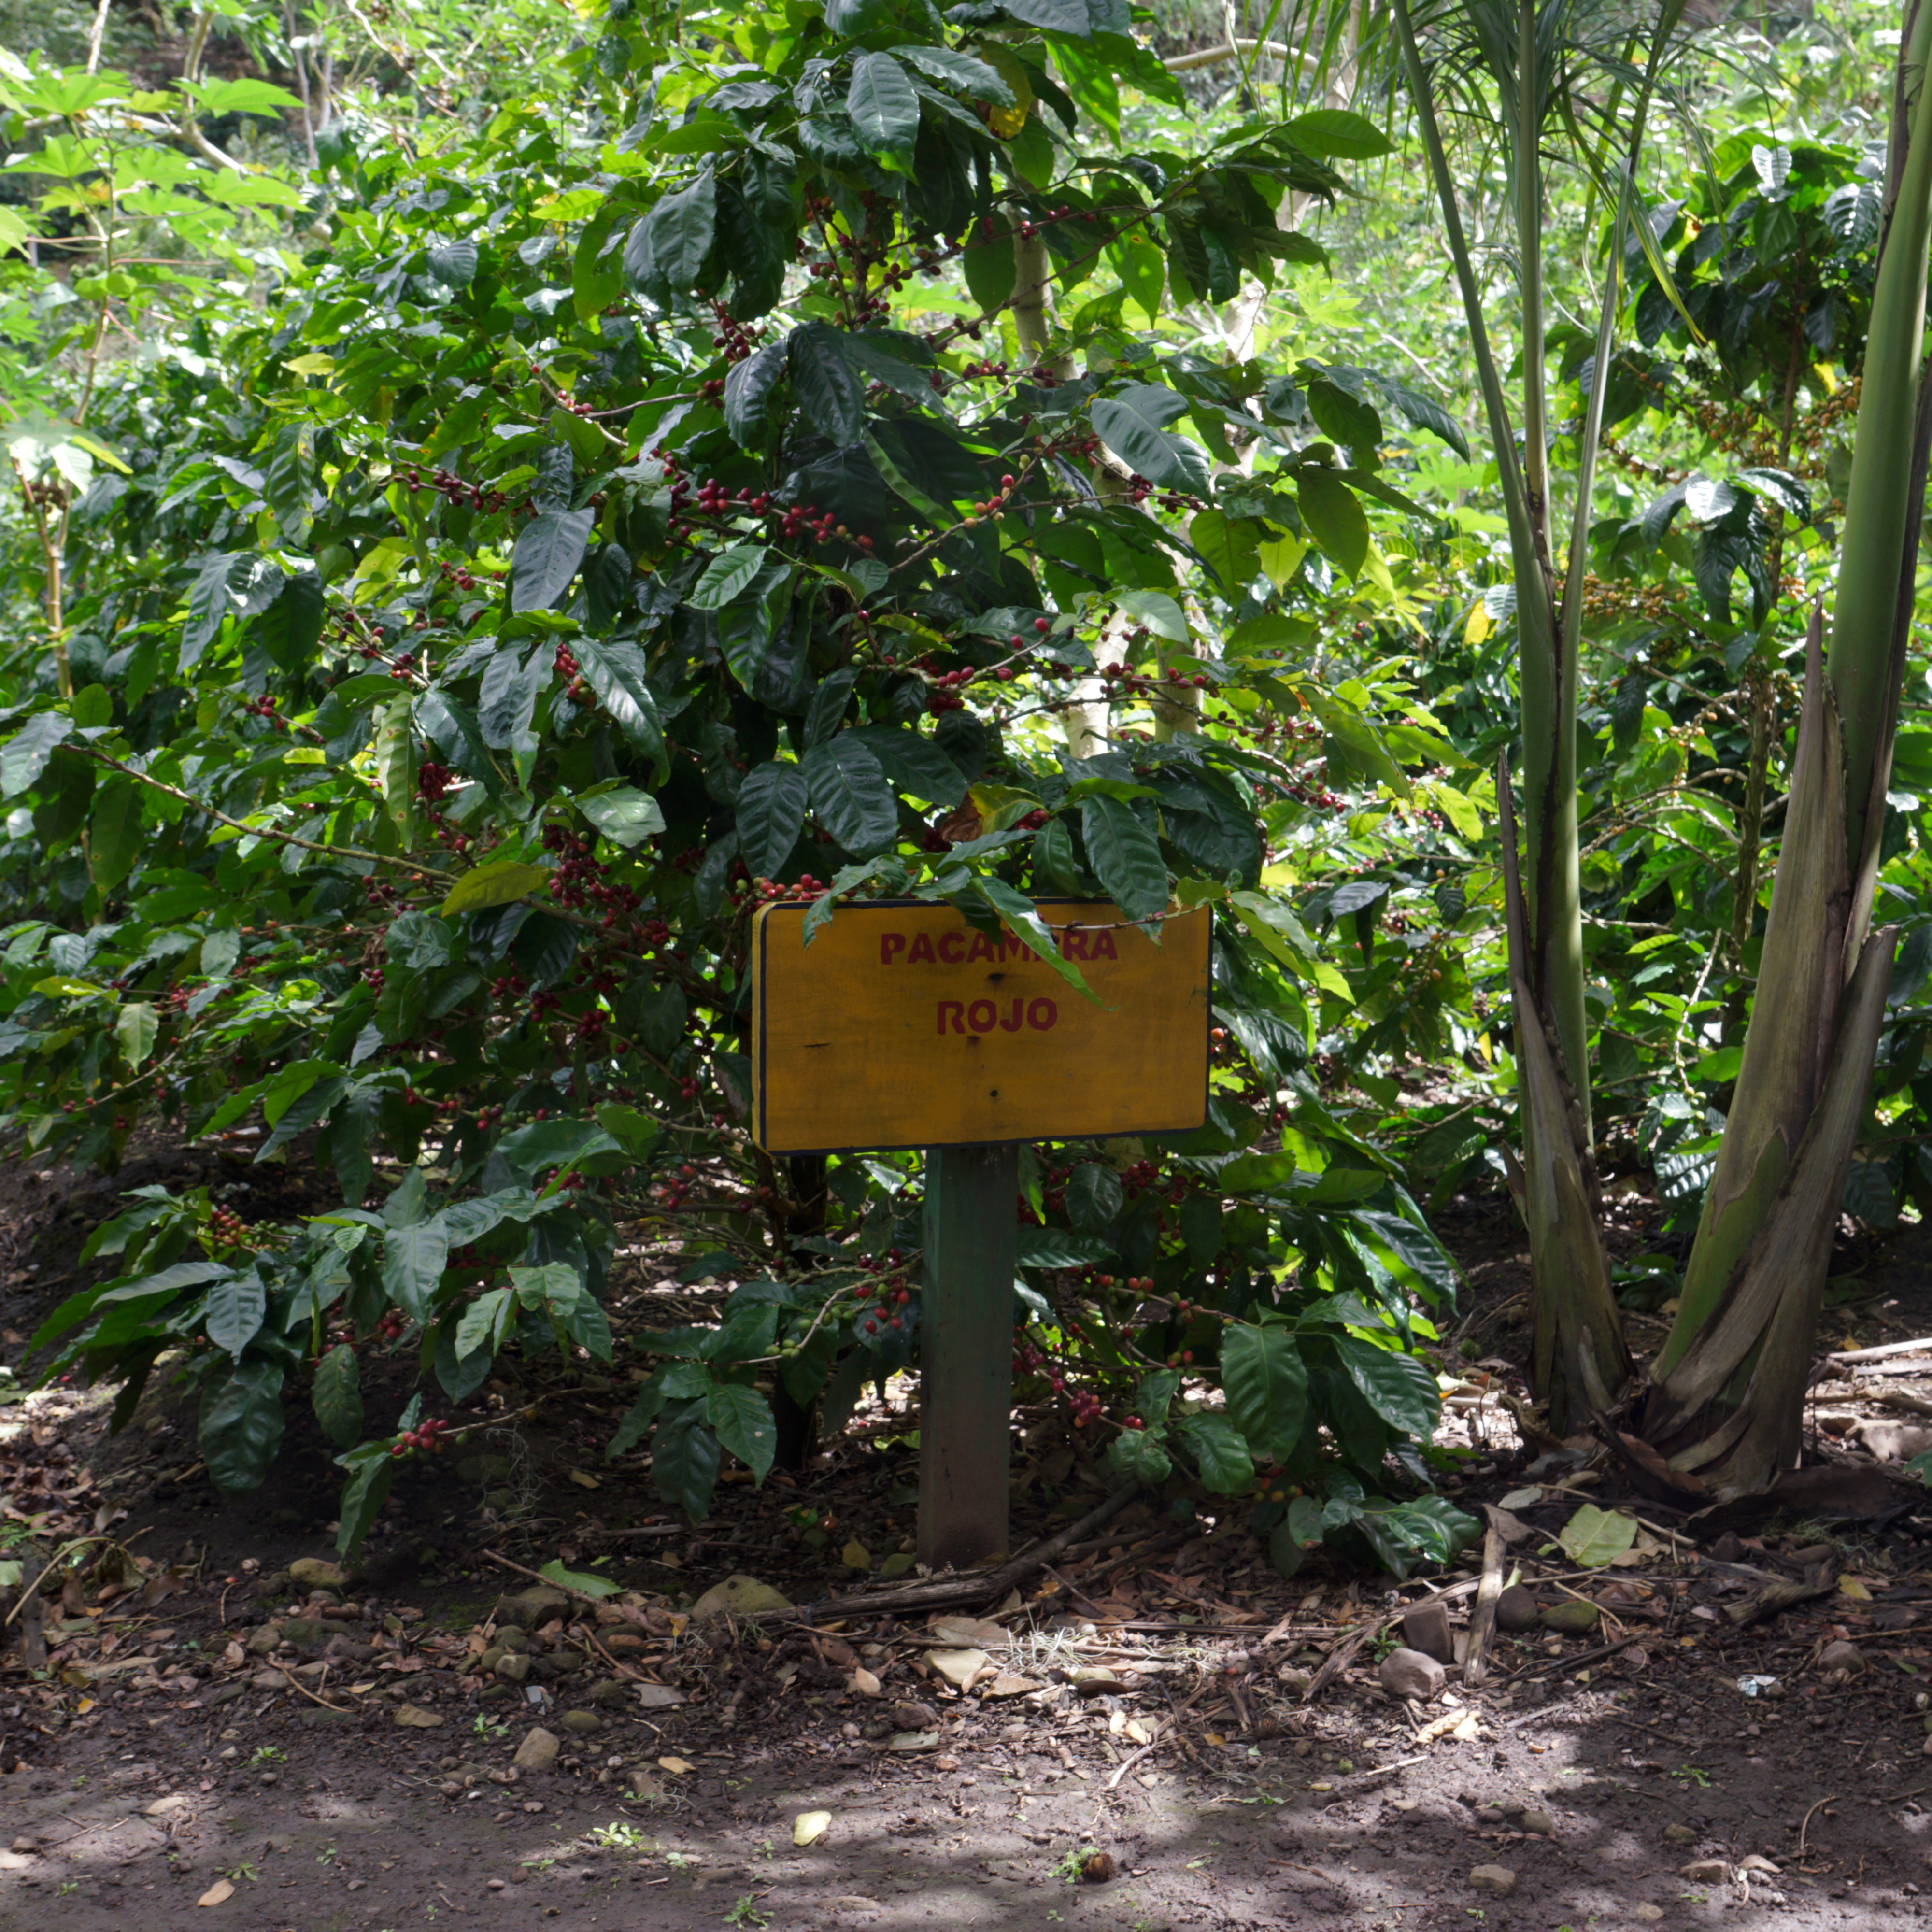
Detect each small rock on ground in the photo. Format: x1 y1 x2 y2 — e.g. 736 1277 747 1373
1378 1648 1446 1700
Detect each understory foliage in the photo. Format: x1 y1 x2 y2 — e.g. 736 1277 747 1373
7 0 1930 1560
0 2 1488 1575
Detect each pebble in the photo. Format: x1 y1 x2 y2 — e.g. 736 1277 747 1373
1635 1905 1664 1921
1378 1648 1447 1701
1495 1586 1542 1633
560 1711 601 1736
1538 1599 1601 1635
1520 1808 1554 1836
513 1727 561 1773
1400 1603 1456 1664
1469 1864 1517 1895
1818 1640 1865 1674
1663 1824 1697 1845
1681 1858 1729 1883
925 1648 990 1690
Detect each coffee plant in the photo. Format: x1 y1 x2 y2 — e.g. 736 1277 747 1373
0 4 1500 1574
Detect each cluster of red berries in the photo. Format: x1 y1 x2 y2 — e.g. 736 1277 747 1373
374 1309 408 1344
1099 660 1213 695
390 1415 451 1458
688 476 776 519
1013 1335 1107 1425
551 641 594 708
417 760 454 803
209 1204 249 1245
707 300 762 365
399 465 512 515
243 694 286 729
538 822 641 924
1120 474 1196 514
360 965 386 992
1018 204 1088 238
649 1162 701 1210
437 558 486 595
751 874 827 902
1281 781 1349 810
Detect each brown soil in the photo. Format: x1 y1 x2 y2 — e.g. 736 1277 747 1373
3 1161 1932 1932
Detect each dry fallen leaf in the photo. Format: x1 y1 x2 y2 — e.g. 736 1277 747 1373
568 1470 601 1490
197 1880 234 1907
841 1539 872 1572
793 1810 832 1847
847 1667 882 1697
658 1756 694 1776
930 1616 1009 1649
982 1673 1040 1700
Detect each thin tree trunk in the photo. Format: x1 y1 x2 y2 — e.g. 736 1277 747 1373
1645 0 1932 1493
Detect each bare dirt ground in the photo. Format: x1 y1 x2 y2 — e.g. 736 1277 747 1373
5 1155 1932 1932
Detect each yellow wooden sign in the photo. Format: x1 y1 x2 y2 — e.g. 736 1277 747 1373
751 900 1211 1154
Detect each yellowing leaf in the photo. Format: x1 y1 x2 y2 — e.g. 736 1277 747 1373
1556 1503 1638 1568
793 1809 832 1847
284 352 336 375
1257 529 1307 592
440 860 551 917
568 1468 602 1490
841 1538 872 1572
197 1880 235 1906
1837 1577 1873 1602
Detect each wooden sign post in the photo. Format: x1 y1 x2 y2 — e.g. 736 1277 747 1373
752 900 1211 1567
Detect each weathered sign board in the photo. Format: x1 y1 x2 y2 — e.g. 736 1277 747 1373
748 895 1212 1571
750 899 1211 1155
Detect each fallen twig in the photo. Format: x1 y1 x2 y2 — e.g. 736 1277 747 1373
762 1483 1143 1624
1826 1338 1932 1365
1510 1631 1648 1679
273 1662 351 1713
1799 1794 1837 1858
1725 1561 1837 1628
1105 1740 1160 1789
1463 1525 1506 1688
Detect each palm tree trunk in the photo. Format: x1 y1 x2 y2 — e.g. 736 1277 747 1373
1642 0 1932 1493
